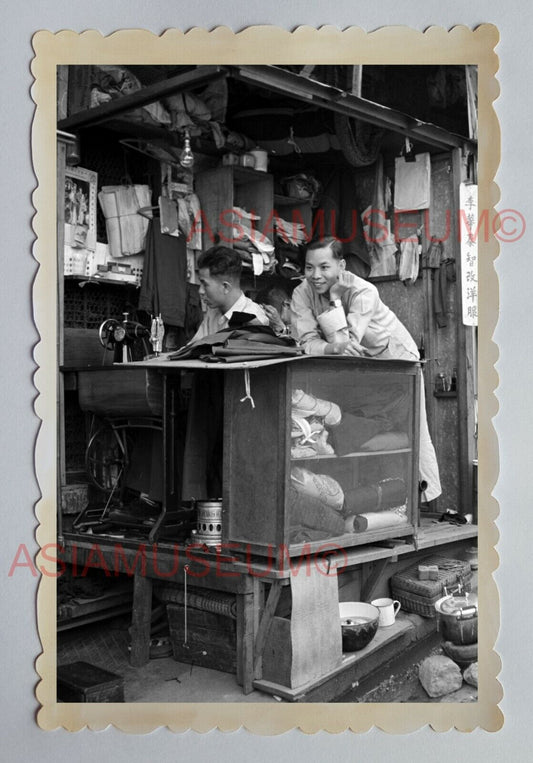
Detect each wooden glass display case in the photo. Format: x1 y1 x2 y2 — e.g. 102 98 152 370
223 356 421 563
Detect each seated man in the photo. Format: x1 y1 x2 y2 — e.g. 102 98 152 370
290 235 441 503
190 245 269 343
186 246 268 497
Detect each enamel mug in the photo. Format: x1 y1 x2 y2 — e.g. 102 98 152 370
371 597 401 627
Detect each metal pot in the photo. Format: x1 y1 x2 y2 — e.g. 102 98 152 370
435 592 478 645
339 602 380 652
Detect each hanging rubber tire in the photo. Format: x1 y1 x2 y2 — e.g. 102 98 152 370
334 112 384 167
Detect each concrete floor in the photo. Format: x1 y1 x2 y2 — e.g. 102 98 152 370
58 617 276 702
58 571 478 703
58 613 475 703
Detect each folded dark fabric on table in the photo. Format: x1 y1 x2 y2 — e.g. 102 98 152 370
168 325 300 360
328 412 385 455
289 486 346 535
213 340 301 355
199 353 281 363
343 478 406 516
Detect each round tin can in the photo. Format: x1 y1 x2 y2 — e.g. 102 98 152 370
195 499 223 544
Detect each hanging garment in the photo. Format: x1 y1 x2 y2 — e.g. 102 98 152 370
314 166 372 277
398 238 420 284
433 258 456 328
138 219 187 327
394 152 431 211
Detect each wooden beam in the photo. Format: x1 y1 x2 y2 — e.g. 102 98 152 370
231 65 475 152
360 558 390 601
130 573 153 666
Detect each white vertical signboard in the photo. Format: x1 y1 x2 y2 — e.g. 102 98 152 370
460 182 478 326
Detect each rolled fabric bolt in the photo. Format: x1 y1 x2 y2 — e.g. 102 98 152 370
291 388 342 426
352 510 408 533
343 478 406 516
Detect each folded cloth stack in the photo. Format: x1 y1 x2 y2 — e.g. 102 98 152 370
343 478 406 516
290 389 341 458
274 216 308 247
291 416 334 458
229 208 276 275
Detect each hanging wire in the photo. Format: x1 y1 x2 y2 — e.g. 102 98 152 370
239 368 255 408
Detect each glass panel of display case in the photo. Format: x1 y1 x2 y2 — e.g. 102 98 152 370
223 357 419 564
288 364 416 551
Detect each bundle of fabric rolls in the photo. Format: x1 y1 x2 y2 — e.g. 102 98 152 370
289 388 409 536
228 207 276 275
289 466 408 537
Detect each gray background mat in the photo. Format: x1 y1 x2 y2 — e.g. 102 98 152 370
1 1 529 758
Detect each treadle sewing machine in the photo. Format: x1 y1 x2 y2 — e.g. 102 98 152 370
73 312 194 541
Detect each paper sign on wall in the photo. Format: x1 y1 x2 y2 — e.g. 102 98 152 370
460 183 478 326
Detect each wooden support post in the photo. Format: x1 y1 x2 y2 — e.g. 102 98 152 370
130 573 153 667
236 592 256 694
253 580 282 676
361 558 390 601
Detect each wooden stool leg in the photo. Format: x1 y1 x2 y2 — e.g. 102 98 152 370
130 573 153 667
235 592 255 694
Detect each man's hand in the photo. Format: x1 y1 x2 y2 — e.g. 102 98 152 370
261 304 286 334
344 339 369 356
325 339 369 357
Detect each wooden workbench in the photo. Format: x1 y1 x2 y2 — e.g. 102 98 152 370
61 519 477 695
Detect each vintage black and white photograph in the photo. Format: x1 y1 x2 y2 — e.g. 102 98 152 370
30 26 500 732
63 165 97 252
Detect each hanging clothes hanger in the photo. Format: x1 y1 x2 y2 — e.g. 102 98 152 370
137 205 160 220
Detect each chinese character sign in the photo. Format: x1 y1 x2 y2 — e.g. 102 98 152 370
460 182 478 326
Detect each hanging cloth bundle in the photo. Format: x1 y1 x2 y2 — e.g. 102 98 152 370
98 183 152 257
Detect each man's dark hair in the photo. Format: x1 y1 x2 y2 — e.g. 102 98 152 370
306 235 344 260
255 286 290 314
197 246 242 281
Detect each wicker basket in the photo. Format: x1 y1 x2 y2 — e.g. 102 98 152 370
391 556 472 618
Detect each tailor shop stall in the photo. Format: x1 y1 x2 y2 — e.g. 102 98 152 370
56 64 478 701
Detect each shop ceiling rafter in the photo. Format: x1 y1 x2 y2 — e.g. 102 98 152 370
58 64 476 155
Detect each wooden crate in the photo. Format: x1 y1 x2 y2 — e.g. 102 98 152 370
57 661 124 702
60 483 89 515
166 603 237 674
